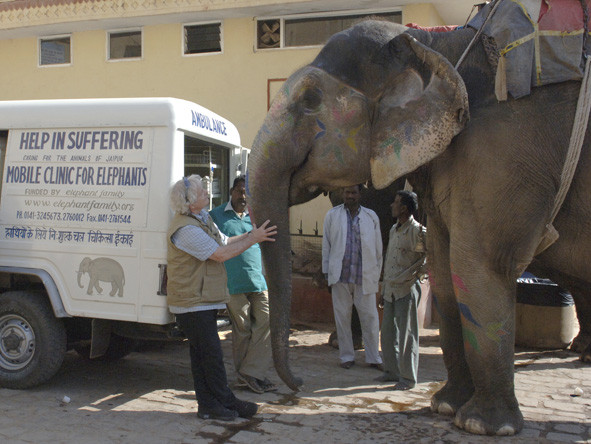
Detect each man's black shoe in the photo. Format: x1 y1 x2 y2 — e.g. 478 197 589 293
197 405 238 421
339 360 355 369
232 399 258 418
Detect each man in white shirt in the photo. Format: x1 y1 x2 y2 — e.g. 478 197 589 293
322 184 383 371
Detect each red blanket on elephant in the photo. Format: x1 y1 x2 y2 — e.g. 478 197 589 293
469 0 591 100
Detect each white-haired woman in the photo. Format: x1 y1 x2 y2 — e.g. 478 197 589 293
167 174 276 421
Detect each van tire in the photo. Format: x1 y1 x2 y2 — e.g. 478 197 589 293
0 291 67 389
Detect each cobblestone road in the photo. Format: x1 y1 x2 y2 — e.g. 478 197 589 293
0 326 589 443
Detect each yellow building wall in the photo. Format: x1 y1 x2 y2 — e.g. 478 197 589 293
0 18 320 144
403 3 445 27
0 5 446 236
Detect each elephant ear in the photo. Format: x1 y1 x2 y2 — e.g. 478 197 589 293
370 33 469 189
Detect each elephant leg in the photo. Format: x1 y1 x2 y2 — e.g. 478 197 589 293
110 281 117 297
428 220 474 416
449 250 523 436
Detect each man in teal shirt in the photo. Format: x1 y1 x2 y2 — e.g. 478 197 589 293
210 177 276 394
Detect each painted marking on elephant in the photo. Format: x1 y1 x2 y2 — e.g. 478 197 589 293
451 272 469 293
320 143 345 164
281 114 295 128
485 321 509 343
256 125 274 159
262 140 278 160
379 136 402 159
458 302 482 328
431 293 450 322
269 88 288 116
345 124 364 152
314 119 326 140
332 98 358 124
428 269 437 289
403 121 415 143
462 326 480 353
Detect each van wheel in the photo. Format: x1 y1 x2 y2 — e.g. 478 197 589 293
0 291 67 389
74 334 137 361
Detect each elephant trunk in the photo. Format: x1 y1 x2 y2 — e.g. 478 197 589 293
249 154 303 391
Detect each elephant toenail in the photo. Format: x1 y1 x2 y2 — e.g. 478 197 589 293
497 425 516 436
438 402 455 416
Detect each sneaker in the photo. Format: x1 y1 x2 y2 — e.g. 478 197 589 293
339 360 355 369
197 405 238 421
231 399 258 418
238 373 264 394
259 377 278 392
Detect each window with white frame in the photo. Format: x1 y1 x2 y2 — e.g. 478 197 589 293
184 22 222 55
108 30 142 60
39 36 71 65
256 11 402 49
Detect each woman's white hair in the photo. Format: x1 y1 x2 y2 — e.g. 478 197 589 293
169 174 208 215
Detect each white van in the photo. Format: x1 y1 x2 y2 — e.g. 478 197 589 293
0 97 248 388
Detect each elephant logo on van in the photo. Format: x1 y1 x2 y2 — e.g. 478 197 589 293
77 257 125 298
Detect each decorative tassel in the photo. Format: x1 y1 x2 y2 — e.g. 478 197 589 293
495 54 508 101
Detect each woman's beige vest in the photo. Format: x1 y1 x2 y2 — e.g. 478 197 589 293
166 213 229 307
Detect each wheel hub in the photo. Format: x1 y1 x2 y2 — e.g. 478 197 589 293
0 315 35 370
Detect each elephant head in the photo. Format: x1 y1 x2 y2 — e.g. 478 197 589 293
247 21 469 390
77 257 92 288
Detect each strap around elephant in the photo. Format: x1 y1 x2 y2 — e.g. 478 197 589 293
535 56 591 256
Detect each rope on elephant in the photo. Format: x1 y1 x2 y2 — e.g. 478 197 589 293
536 56 591 256
553 56 591 222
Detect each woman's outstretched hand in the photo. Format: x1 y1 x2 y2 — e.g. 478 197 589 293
250 220 277 243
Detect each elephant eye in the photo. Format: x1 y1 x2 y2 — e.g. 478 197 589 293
301 87 322 114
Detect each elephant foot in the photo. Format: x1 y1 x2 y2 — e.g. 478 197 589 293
571 331 591 353
430 381 473 416
453 395 523 436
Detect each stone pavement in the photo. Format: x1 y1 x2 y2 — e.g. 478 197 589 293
0 325 589 443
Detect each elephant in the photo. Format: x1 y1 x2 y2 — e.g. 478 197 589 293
77 257 125 298
247 18 591 436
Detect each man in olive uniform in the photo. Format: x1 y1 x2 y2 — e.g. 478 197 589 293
378 190 426 390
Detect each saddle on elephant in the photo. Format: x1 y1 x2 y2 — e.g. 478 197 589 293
470 0 591 101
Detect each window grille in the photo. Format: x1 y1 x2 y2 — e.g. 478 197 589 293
39 36 71 65
184 23 222 55
109 30 142 60
256 11 401 49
